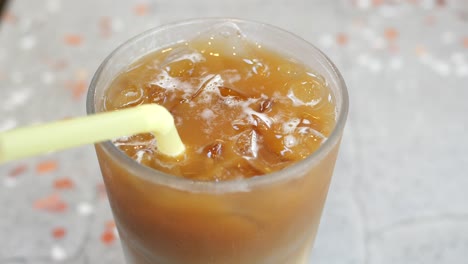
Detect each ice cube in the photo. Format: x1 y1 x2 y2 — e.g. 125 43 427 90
218 86 249 100
201 108 215 120
258 98 273 113
163 46 205 65
149 69 195 103
287 78 325 107
160 46 205 78
245 59 270 79
277 62 304 78
233 129 259 160
133 150 154 167
203 140 224 159
220 69 242 83
283 134 297 148
186 72 251 107
220 158 265 179
251 113 272 132
104 84 145 109
296 126 326 140
258 128 286 158
190 22 256 60
232 119 251 131
282 118 301 134
247 146 290 174
185 73 223 103
282 126 327 160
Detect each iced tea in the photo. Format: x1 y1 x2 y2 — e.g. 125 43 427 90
90 19 348 264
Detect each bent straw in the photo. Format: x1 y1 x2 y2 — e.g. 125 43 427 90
0 104 185 163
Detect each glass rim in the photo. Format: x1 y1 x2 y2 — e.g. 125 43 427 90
86 17 349 193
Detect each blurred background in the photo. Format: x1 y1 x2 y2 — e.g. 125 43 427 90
1 0 467 263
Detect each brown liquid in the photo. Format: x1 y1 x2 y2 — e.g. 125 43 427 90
104 32 335 181
96 29 340 264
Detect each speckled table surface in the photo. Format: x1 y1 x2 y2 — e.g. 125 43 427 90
1 0 468 263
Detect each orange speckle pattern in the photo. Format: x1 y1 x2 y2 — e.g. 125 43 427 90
388 43 399 53
53 178 74 190
385 28 399 41
436 0 446 7
352 18 365 28
9 164 28 177
52 227 67 239
463 37 468 48
415 45 427 56
101 219 118 245
99 17 112 38
74 69 89 80
34 193 68 213
66 79 87 100
52 60 69 70
134 3 150 16
372 0 384 6
64 34 84 46
336 33 348 46
97 182 107 198
54 60 69 70
425 15 436 26
101 229 116 245
36 160 58 174
105 220 116 230
41 58 69 71
1 12 17 24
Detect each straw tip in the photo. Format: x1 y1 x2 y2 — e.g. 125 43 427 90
161 144 186 157
153 123 186 158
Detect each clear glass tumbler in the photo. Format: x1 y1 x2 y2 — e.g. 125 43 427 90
87 18 348 264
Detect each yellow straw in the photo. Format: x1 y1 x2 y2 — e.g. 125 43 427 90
0 104 185 163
